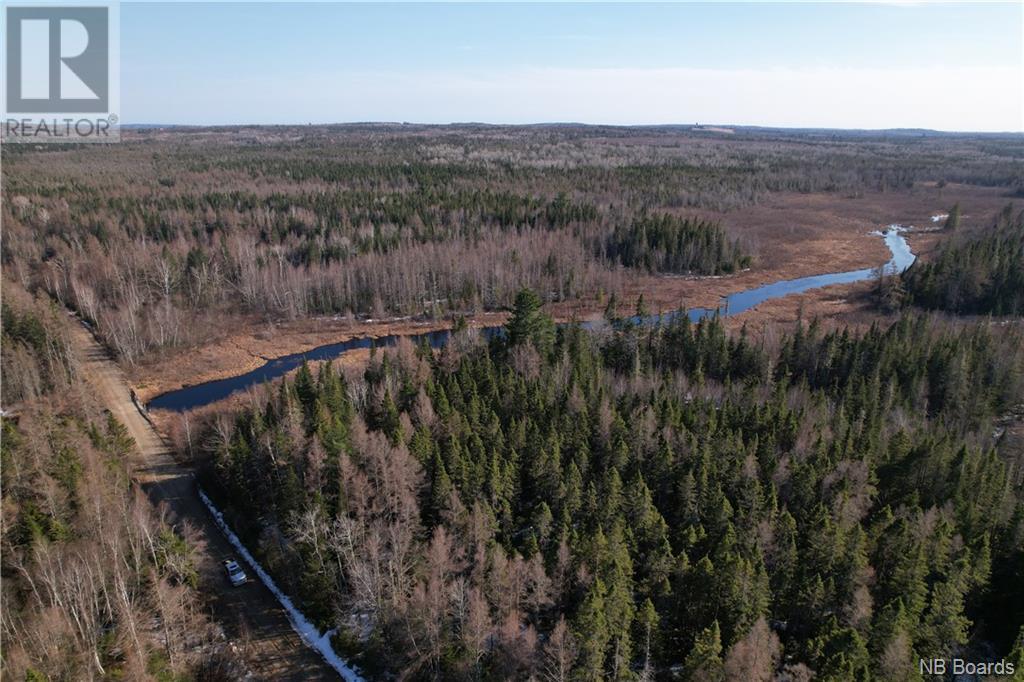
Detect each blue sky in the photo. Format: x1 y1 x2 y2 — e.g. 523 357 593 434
122 2 1023 131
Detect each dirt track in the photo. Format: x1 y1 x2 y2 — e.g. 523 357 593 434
68 319 337 681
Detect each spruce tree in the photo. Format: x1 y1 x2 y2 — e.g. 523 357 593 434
683 620 725 682
574 578 611 680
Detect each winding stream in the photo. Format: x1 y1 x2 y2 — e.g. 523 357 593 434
148 228 915 412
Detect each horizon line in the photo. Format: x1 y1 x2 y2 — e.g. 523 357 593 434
119 121 1024 135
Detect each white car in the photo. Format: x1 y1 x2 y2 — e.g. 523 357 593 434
223 559 247 586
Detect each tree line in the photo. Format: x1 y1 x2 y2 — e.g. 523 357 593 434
604 214 750 275
900 204 1023 315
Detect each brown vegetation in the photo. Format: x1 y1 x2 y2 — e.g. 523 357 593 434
3 125 1019 375
131 187 1013 404
0 283 236 681
5 125 1023 680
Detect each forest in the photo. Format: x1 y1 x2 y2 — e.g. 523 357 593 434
604 214 749 275
3 126 1024 681
199 291 1024 680
900 204 1024 316
0 285 238 680
2 126 1022 363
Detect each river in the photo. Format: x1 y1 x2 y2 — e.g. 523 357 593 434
147 228 915 412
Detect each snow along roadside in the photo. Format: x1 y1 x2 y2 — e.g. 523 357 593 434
198 488 364 681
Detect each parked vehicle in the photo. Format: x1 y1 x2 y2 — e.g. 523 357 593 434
223 559 247 586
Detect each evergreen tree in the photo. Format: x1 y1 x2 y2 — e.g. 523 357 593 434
574 578 611 680
944 203 961 232
683 621 725 682
507 288 556 353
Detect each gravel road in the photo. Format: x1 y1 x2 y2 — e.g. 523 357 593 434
69 320 337 681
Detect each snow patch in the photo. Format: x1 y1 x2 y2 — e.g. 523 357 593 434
931 213 949 223
198 488 363 681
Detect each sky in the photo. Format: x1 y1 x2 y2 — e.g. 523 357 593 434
121 2 1024 131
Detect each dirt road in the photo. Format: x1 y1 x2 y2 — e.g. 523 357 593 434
68 319 337 681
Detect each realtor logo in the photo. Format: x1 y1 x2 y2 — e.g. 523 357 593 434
3 1 118 142
6 6 108 112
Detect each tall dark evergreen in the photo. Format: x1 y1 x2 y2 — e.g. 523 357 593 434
506 288 556 353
